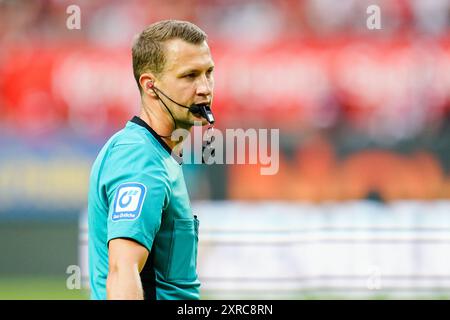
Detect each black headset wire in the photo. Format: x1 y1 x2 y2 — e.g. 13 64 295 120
143 86 179 139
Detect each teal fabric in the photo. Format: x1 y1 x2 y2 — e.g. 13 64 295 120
88 118 200 300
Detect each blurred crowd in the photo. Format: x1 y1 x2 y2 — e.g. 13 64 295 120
0 0 449 46
0 0 449 204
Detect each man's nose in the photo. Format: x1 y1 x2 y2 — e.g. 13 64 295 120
196 75 212 96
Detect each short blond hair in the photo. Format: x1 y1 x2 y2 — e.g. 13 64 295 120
132 20 207 93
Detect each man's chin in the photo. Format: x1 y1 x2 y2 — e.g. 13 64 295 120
190 114 209 126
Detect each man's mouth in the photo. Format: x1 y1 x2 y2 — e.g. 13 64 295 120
192 102 210 108
189 102 215 124
189 102 210 115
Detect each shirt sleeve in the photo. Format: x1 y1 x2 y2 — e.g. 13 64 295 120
103 143 171 252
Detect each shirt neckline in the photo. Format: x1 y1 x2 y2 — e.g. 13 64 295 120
130 116 183 165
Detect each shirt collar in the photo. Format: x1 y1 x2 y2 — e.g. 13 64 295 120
130 116 183 165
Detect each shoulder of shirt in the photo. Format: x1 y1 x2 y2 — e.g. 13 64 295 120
101 123 167 162
91 122 173 198
110 122 159 148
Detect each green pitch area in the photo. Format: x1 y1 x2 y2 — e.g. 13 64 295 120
1 277 448 300
0 276 89 300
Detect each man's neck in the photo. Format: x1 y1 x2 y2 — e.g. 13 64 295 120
138 108 191 153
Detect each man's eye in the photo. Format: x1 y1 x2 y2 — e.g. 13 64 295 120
185 73 196 78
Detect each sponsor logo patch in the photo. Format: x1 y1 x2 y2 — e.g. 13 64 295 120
112 182 146 221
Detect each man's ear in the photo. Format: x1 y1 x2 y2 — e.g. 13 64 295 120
139 73 157 98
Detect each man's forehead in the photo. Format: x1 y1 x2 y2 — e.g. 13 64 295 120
163 39 213 72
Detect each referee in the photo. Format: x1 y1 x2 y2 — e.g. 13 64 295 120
88 20 215 300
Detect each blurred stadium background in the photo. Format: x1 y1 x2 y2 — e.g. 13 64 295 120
1 0 450 299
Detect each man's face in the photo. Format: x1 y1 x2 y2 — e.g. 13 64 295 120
156 39 215 126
